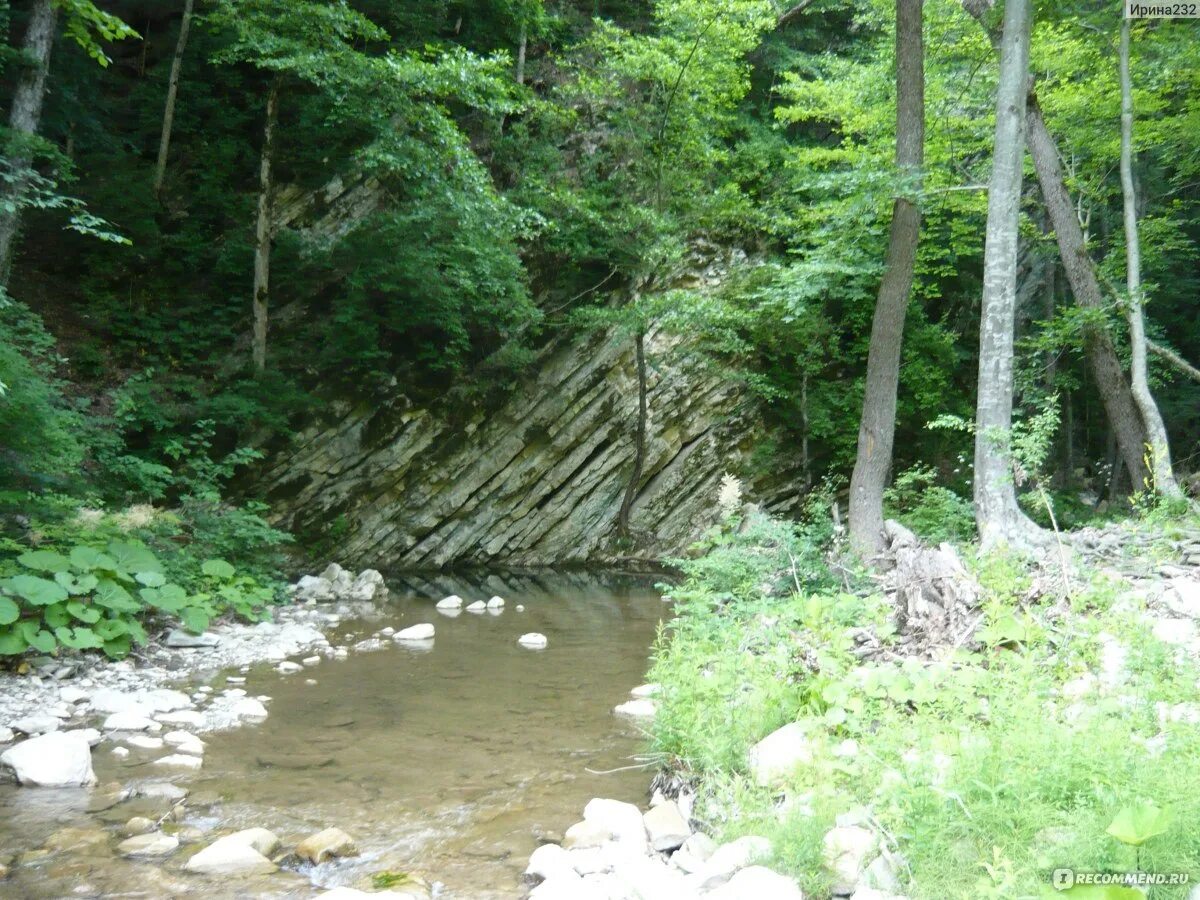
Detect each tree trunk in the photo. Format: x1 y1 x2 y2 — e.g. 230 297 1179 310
0 0 58 286
252 81 279 373
848 0 924 560
973 0 1042 549
516 21 527 85
617 329 648 539
153 0 194 199
1119 17 1179 498
961 0 1151 492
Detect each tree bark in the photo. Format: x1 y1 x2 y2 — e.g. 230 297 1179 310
516 20 527 85
961 0 1151 492
153 0 195 199
973 0 1042 549
0 0 58 286
617 329 648 539
1119 17 1179 498
848 0 924 560
252 81 279 373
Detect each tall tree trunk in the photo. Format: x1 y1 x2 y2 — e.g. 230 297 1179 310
516 20 527 85
1119 17 1179 498
974 0 1042 549
252 81 279 373
153 0 194 199
961 0 1150 492
0 0 58 286
617 329 648 540
848 0 925 559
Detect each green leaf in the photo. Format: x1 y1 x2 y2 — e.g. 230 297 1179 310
102 634 131 659
17 550 71 573
135 571 166 587
17 621 56 653
93 579 139 613
55 571 99 595
201 559 236 580
179 606 210 634
43 602 71 629
69 546 118 572
0 627 27 655
0 596 18 625
54 626 104 650
127 618 148 646
94 618 131 640
66 600 101 624
1106 800 1172 846
5 574 69 606
1055 885 1145 899
107 541 162 574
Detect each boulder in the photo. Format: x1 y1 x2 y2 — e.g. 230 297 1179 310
59 686 90 704
529 872 606 900
164 732 205 755
0 731 96 787
142 689 193 712
583 798 647 852
487 595 506 609
526 843 575 882
277 661 304 674
295 575 335 602
295 827 357 864
89 688 150 716
223 827 281 857
121 817 157 837
11 714 60 735
822 826 879 892
126 735 164 750
72 728 102 747
231 698 269 721
608 854 699 899
394 623 436 642
643 800 690 852
748 722 814 788
706 866 804 900
104 711 156 732
466 600 487 613
670 833 716 875
630 683 660 698
697 836 773 890
519 633 549 649
614 699 656 719
0 727 14 743
165 629 221 648
563 819 613 850
154 753 203 770
347 569 386 601
436 595 464 610
185 836 277 876
119 832 180 858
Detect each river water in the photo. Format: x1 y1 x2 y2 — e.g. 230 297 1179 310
0 572 668 898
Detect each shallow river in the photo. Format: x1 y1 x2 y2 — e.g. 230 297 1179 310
0 571 668 898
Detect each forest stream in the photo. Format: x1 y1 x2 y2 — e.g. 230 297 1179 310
0 573 668 899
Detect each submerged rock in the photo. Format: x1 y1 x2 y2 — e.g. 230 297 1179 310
613 699 656 719
394 624 435 642
185 830 279 875
154 753 203 770
295 826 357 864
119 832 179 858
0 731 96 787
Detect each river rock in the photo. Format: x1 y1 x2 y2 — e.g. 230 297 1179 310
630 683 660 698
126 735 164 750
164 731 205 755
518 633 548 649
232 698 269 721
563 820 613 850
104 711 156 732
466 600 487 613
121 816 157 837
136 781 188 801
155 753 203 770
487 595 506 609
0 731 96 787
90 688 150 716
119 832 179 858
670 833 717 874
609 854 699 899
278 661 303 674
526 843 575 882
394 623 436 642
165 629 221 648
111 746 130 758
823 826 879 892
295 575 336 602
321 888 428 900
59 686 90 704
0 727 13 743
185 833 277 876
295 827 357 864
643 799 690 851
697 836 773 890
347 569 386 601
11 714 60 735
748 722 814 788
436 595 464 610
583 798 647 851
614 699 656 719
158 710 207 728
706 866 805 900
529 872 606 900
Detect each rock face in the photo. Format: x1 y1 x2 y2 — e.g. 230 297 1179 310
257 322 803 569
0 731 96 787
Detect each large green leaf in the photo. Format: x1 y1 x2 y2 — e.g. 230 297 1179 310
17 621 56 653
17 550 71 573
0 596 19 625
102 634 131 659
5 574 69 606
179 606 211 634
54 626 104 650
135 571 166 587
201 558 236 580
107 541 162 574
69 546 118 572
1106 800 1172 846
0 627 27 655
55 571 99 595
66 600 101 624
140 583 187 613
43 602 71 629
93 579 139 613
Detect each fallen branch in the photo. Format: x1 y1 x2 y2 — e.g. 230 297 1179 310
1148 339 1200 384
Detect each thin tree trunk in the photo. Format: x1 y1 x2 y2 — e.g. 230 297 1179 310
153 0 194 199
618 329 648 539
1119 17 1179 498
974 0 1042 549
800 371 812 491
516 21 527 85
848 0 924 559
0 0 58 286
252 81 279 373
961 1 1151 492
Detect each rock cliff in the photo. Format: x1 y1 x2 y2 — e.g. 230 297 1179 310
258 322 804 571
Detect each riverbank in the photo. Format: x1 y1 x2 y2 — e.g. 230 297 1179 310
637 509 1200 898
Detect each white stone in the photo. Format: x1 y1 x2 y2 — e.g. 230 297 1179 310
302 656 321 666
111 746 130 759
823 826 879 890
89 688 151 715
126 735 164 750
516 604 526 612
609 854 699 899
394 623 436 642
643 800 690 851
630 683 660 698
154 753 203 770
583 798 647 851
11 714 60 735
0 727 13 743
1165 578 1200 617
466 600 487 613
526 843 575 882
436 595 464 610
487 595 506 609
277 661 303 674
530 872 606 900
119 832 179 858
563 820 613 850
295 575 335 602
0 731 96 787
59 686 90 704
165 629 220 648
1152 617 1196 646
671 833 716 875
157 710 207 728
706 866 804 900
72 728 102 747
519 632 549 649
142 689 193 712
184 834 277 875
295 827 357 863
614 699 657 719
697 836 773 890
748 723 814 788
231 698 269 721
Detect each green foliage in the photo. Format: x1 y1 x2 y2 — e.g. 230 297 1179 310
884 465 975 544
0 537 273 660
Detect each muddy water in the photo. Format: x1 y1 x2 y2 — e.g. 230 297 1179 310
0 572 667 899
